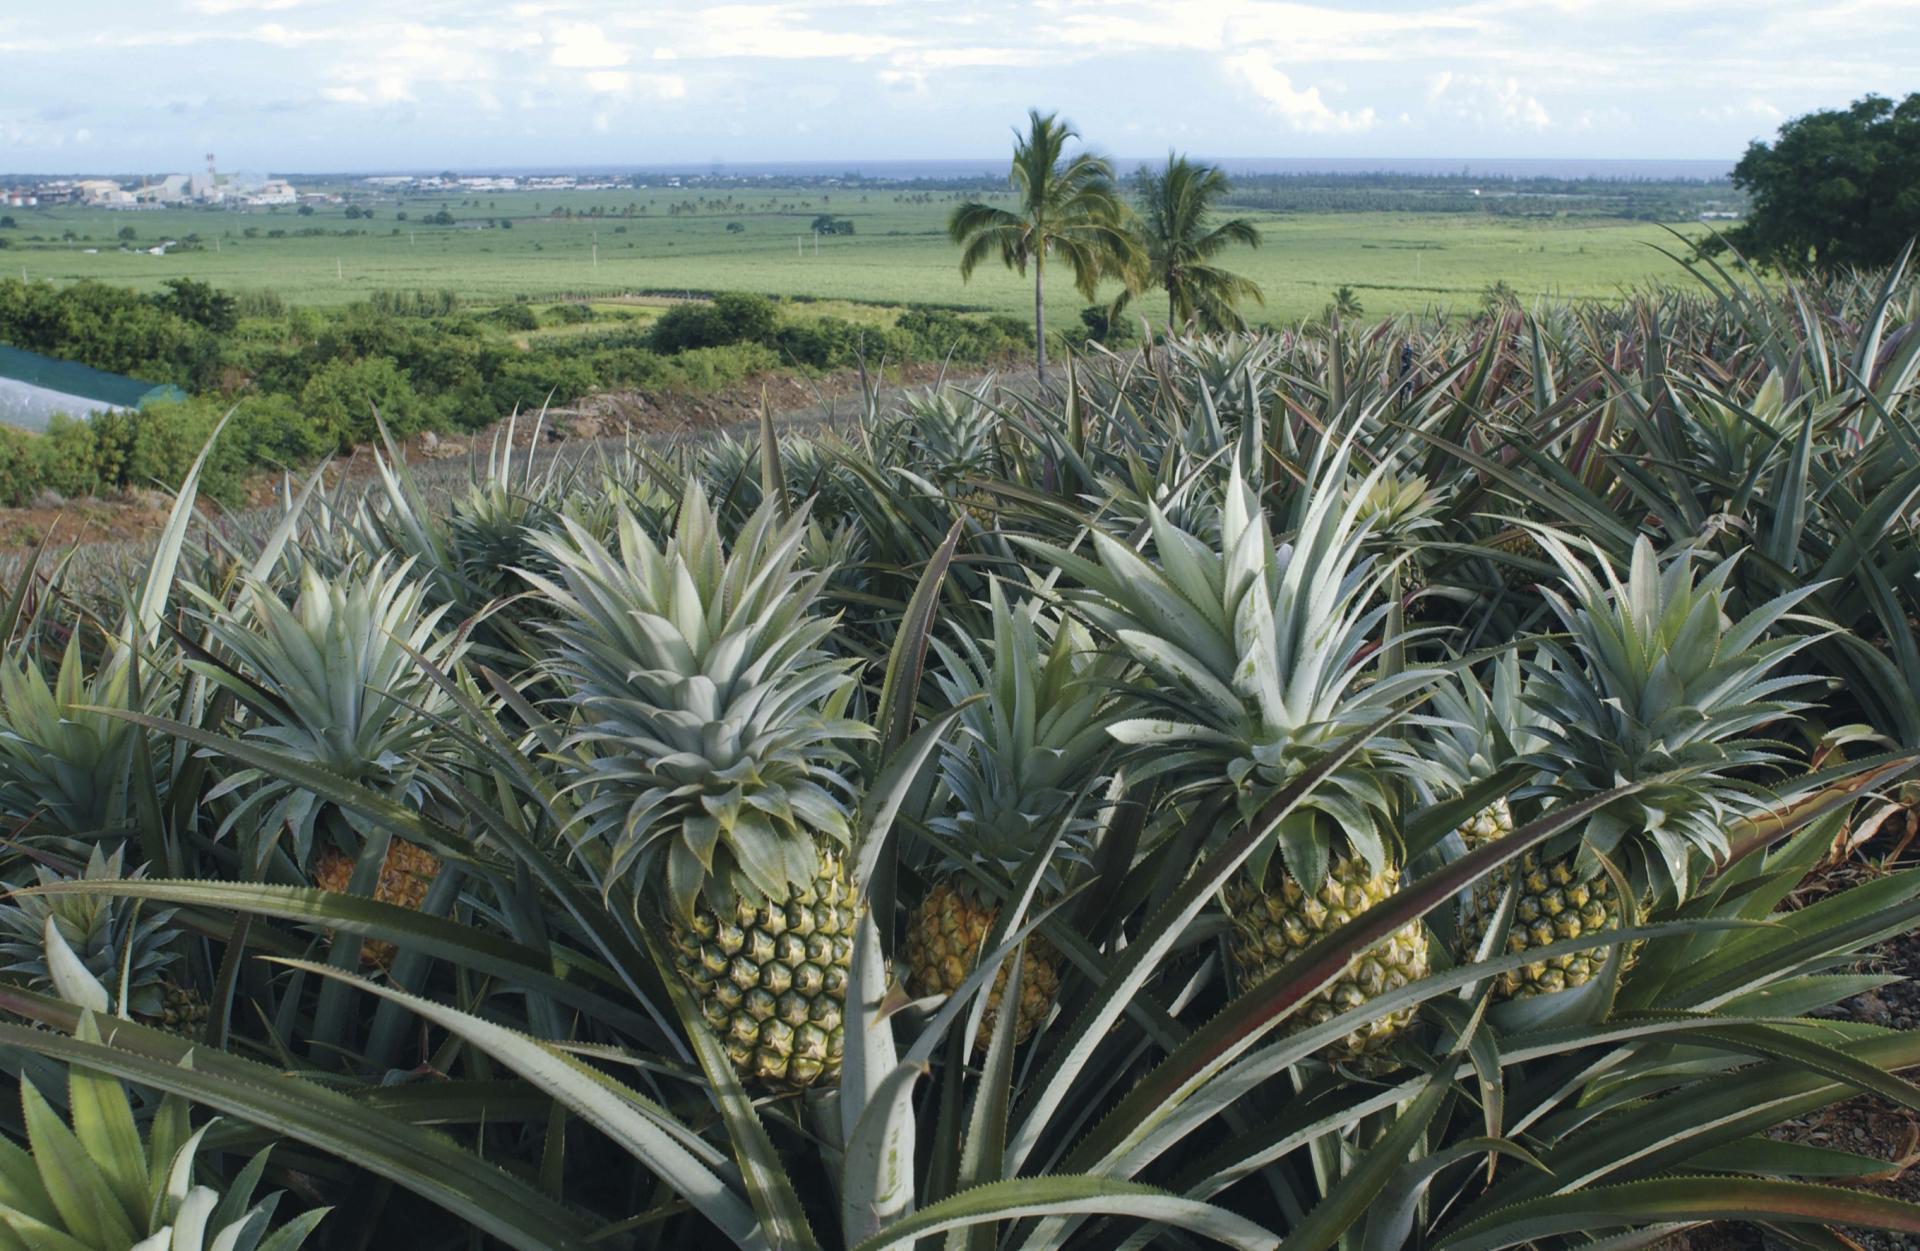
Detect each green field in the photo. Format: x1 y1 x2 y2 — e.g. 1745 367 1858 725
1 187 1709 325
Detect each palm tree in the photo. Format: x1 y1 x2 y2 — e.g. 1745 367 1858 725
1122 153 1264 333
948 110 1137 384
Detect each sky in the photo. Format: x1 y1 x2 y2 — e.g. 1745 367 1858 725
1 0 1916 174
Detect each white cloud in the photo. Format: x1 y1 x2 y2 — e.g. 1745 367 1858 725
583 70 686 98
628 6 904 60
549 22 628 69
1426 71 1551 130
186 0 301 12
1226 50 1375 132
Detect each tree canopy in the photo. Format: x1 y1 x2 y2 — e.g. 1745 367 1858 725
1121 153 1263 333
1725 93 1920 271
948 109 1137 382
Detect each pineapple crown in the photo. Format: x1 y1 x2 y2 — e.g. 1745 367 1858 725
0 846 181 1018
1521 532 1825 898
0 634 160 843
527 485 872 925
1348 471 1443 546
925 580 1121 884
191 559 462 872
10 1026 325 1251
893 383 1001 489
1423 650 1551 794
1020 447 1438 889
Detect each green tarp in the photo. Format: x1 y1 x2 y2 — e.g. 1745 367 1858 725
0 344 187 432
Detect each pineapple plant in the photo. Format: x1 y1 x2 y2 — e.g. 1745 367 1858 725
0 847 206 1037
1462 533 1824 998
0 634 163 848
904 582 1119 1046
1349 471 1443 614
2 1030 326 1249
1023 455 1439 1063
528 487 871 1090
893 383 1003 523
1424 650 1547 857
188 560 463 958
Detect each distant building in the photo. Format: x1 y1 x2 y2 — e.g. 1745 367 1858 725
136 174 192 204
1 190 38 208
76 179 129 205
247 179 297 206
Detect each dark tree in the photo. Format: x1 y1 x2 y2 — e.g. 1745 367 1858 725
153 277 238 334
1726 93 1920 271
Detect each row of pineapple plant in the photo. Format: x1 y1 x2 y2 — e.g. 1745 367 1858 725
0 255 1910 1247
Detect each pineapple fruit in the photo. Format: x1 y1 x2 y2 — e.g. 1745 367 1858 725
1221 858 1428 1059
905 881 1060 1045
531 488 870 1090
312 838 443 968
1025 454 1439 1064
1461 534 1822 999
903 584 1116 1046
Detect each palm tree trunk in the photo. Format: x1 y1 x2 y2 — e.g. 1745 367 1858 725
1033 258 1048 386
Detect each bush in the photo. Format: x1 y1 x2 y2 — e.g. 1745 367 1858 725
1078 304 1139 347
491 303 539 331
896 307 1027 363
228 393 331 467
485 353 599 415
648 292 777 354
772 317 910 370
656 342 780 391
298 355 431 449
547 303 595 325
32 415 100 498
0 427 34 506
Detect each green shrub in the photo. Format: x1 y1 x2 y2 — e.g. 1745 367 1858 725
31 414 100 498
896 307 1027 363
648 292 777 354
0 426 36 506
1078 304 1139 347
112 398 247 505
657 342 780 391
547 303 596 325
228 392 330 467
491 303 539 331
486 353 600 415
298 355 431 449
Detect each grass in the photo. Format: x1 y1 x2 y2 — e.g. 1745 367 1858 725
1 186 1710 326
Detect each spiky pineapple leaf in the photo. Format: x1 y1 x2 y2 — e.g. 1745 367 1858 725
1435 1177 1920 1250
270 956 770 1250
0 1019 600 1251
843 1176 1275 1251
